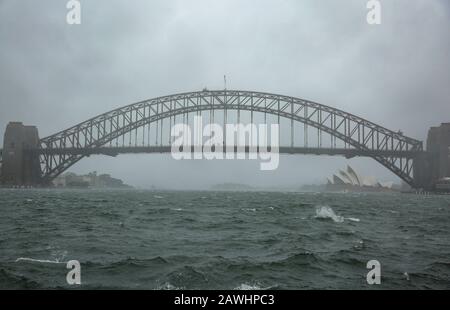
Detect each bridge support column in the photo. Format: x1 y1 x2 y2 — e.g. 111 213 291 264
414 123 450 190
413 152 433 190
1 122 42 187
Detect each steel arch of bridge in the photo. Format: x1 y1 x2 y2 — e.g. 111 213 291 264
39 90 423 185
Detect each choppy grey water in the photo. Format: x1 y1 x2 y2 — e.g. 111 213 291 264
0 189 449 290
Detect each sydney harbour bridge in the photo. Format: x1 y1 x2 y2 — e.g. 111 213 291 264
0 90 449 190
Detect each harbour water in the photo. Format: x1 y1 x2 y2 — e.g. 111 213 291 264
0 189 449 289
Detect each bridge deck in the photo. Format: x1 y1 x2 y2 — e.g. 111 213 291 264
31 146 421 158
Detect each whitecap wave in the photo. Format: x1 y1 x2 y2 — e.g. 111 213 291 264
156 282 183 290
345 217 360 222
234 283 262 290
15 257 66 264
314 206 344 223
234 283 274 290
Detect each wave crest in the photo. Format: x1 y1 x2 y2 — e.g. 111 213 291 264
314 206 344 223
15 257 67 264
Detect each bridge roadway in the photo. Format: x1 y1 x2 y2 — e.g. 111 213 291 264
29 146 422 159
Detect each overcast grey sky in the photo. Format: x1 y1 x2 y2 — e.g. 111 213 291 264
0 0 449 189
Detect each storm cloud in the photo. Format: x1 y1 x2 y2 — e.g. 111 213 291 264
1 0 449 189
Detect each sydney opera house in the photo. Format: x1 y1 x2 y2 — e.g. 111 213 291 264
301 165 401 192
324 165 398 192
